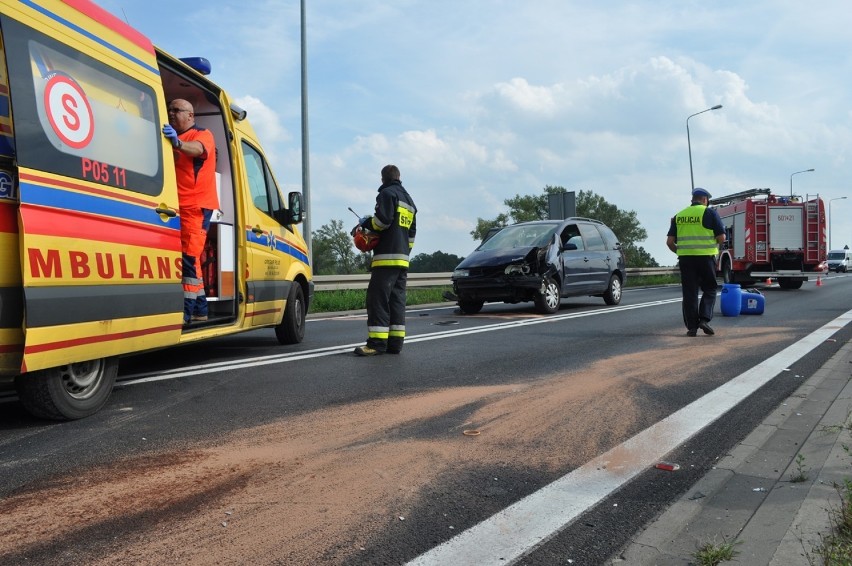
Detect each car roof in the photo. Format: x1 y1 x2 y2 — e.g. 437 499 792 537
509 217 605 227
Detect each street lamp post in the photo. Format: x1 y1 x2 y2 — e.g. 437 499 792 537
829 196 848 250
300 0 312 258
789 168 814 198
687 104 723 191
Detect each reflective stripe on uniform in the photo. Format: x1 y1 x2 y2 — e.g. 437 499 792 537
389 325 405 338
371 253 410 268
368 325 389 339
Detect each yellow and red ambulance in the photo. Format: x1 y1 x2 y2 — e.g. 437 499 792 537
0 0 313 419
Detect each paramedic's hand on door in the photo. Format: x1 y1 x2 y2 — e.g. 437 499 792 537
162 124 180 147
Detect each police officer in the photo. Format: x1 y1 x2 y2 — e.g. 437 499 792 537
666 187 726 337
354 165 417 356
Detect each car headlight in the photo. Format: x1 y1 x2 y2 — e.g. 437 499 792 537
453 269 470 278
504 263 530 275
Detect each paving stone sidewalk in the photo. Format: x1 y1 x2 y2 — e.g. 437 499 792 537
611 339 852 566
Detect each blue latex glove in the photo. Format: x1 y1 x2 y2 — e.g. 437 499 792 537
162 124 180 147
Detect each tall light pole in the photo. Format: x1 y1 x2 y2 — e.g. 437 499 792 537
300 0 312 258
829 196 847 250
687 104 723 191
789 168 814 198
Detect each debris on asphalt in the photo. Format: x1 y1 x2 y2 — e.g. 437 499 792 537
655 461 680 471
688 491 706 500
752 487 767 492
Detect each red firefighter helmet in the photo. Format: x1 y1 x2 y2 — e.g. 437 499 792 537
353 226 379 252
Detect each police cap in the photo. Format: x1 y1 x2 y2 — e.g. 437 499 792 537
692 187 712 199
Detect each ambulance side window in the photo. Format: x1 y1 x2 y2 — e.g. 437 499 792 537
242 140 282 218
1 16 163 195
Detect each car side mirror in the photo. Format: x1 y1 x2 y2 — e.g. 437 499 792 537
563 242 578 251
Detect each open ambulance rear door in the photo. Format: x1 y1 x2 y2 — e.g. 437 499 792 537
1 2 183 418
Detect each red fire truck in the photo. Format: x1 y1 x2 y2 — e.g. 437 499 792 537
710 188 828 289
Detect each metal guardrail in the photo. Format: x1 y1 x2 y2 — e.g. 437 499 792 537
313 267 678 291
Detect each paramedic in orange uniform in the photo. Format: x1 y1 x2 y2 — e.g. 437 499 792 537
162 99 219 325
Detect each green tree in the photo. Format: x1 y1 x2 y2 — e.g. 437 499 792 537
311 219 366 274
409 250 465 272
470 186 658 267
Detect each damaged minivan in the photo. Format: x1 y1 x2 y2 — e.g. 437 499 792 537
450 219 626 314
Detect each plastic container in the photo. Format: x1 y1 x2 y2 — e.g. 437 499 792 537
740 288 765 315
720 283 742 317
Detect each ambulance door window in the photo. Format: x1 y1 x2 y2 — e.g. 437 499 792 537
242 140 283 222
1 16 163 195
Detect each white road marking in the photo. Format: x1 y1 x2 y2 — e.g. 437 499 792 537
405 308 852 566
116 299 681 386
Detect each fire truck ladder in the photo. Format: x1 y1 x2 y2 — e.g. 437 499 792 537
754 199 768 263
708 188 771 206
805 193 821 263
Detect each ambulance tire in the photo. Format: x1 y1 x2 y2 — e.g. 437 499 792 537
276 283 306 345
14 357 118 420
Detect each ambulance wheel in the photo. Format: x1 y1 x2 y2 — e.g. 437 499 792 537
14 357 118 420
276 283 306 344
777 278 803 290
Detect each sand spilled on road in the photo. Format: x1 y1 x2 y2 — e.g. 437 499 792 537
0 327 790 565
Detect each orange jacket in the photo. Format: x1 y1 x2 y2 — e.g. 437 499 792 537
175 126 219 210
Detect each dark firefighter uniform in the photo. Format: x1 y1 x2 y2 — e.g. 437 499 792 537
667 187 726 336
357 178 417 354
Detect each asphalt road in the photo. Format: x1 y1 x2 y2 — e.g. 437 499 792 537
1 274 850 565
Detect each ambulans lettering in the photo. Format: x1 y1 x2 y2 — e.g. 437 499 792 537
28 248 181 280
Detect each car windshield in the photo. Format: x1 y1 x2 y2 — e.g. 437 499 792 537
828 252 846 260
478 224 557 251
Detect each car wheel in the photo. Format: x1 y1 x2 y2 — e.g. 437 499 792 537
458 299 484 314
275 283 306 344
534 277 560 314
603 274 622 305
15 357 118 420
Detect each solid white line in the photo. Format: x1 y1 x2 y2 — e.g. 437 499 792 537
117 299 681 386
405 308 852 566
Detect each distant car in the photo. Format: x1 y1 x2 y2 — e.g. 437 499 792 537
451 218 626 314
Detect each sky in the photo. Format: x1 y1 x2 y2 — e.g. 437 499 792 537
102 0 852 266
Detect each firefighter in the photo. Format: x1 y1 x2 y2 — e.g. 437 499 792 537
353 165 417 356
666 187 726 336
162 99 219 325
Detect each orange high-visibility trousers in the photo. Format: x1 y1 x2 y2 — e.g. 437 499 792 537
181 207 211 322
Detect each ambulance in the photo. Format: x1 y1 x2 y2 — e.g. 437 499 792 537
0 1 313 419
